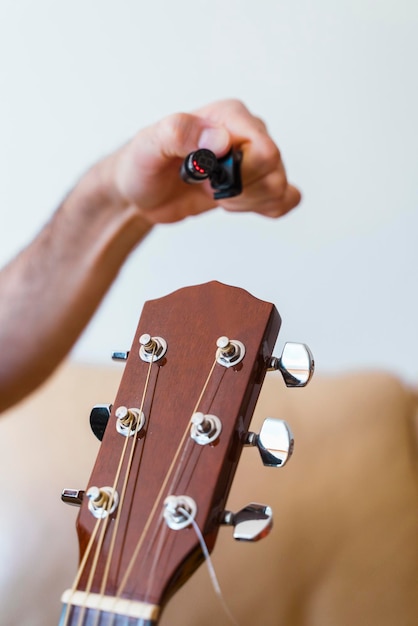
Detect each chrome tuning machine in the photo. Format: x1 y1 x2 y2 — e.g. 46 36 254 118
269 342 314 387
61 488 85 507
245 418 294 467
221 503 273 541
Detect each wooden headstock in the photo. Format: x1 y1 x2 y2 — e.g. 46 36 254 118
60 281 281 625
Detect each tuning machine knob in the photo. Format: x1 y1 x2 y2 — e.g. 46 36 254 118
245 418 294 467
90 404 112 441
111 350 130 361
61 488 85 507
269 342 314 387
221 503 273 541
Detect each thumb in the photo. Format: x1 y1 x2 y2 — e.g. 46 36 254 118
158 112 231 159
196 126 231 155
112 113 231 207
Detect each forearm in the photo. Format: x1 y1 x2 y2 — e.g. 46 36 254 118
0 158 151 412
0 99 301 413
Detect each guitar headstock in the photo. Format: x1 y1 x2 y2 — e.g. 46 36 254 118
60 282 313 625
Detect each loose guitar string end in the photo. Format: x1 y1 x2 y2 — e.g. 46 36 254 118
178 507 239 626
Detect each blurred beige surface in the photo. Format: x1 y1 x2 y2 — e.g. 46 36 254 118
0 363 417 626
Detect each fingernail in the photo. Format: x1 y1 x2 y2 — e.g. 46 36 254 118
198 127 230 155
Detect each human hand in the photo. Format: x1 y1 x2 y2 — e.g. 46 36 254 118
108 99 301 224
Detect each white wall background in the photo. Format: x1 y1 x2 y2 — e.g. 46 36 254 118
0 0 417 382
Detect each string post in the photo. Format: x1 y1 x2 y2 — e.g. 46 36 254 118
86 486 119 519
163 495 197 530
190 411 222 445
139 333 167 363
216 336 246 368
115 405 146 437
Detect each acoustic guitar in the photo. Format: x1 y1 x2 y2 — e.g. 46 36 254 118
60 281 313 626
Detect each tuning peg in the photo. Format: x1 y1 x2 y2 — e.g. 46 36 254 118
111 351 130 361
90 404 112 441
245 418 294 467
269 342 314 387
221 503 273 541
61 488 85 507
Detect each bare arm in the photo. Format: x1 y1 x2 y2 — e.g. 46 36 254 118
0 99 300 412
0 167 151 411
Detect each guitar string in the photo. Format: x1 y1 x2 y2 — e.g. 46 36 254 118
165 361 226 496
72 346 220 626
141 363 227 606
73 430 135 626
144 360 233 626
141 434 197 606
85 422 144 626
96 349 156 597
115 356 219 602
140 512 170 619
143 364 230 601
63 441 129 626
180 507 239 626
63 350 155 626
76 500 114 626
115 356 218 600
61 517 101 626
87 349 156 626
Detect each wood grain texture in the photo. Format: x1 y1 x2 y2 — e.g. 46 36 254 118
74 282 280 618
